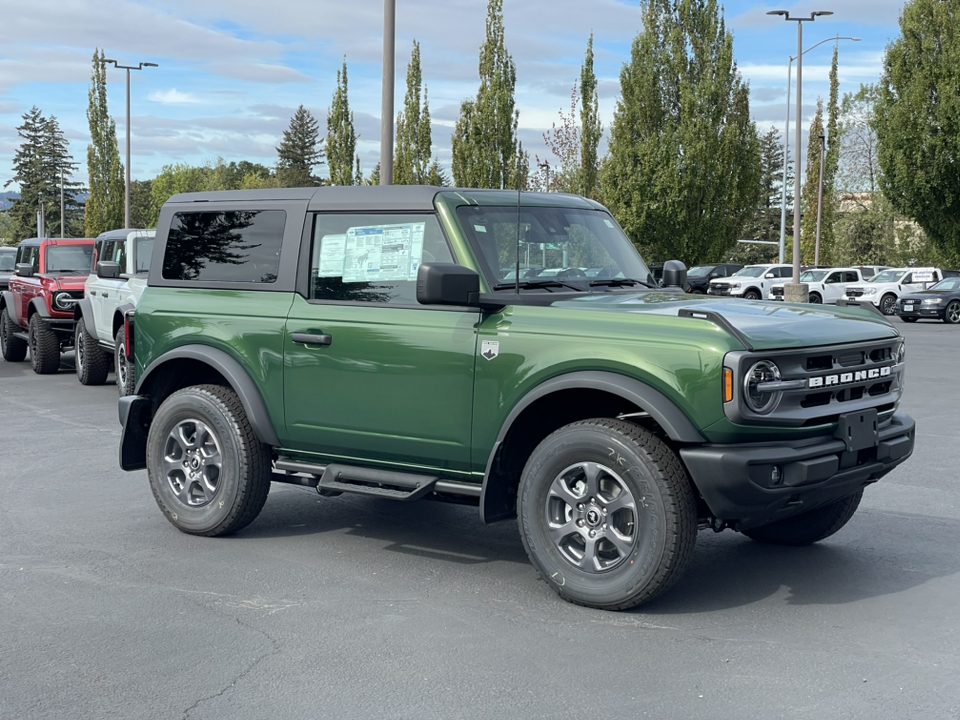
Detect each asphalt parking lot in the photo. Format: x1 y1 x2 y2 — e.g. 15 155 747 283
1 319 958 720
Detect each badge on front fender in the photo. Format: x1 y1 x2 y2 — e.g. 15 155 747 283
480 340 499 361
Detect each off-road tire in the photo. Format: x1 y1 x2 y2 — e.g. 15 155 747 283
76 317 110 385
146 384 271 537
742 490 863 546
943 300 960 325
115 328 136 396
1 307 27 362
28 314 60 374
517 418 698 610
880 294 898 316
743 288 761 300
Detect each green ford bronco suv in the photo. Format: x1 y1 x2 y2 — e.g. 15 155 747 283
119 186 915 610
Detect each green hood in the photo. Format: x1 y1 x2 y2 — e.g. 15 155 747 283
552 292 899 350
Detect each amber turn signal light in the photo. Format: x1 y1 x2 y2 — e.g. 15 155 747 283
723 368 734 403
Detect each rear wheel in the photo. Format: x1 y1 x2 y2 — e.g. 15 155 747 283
146 384 271 536
28 314 60 374
76 317 111 385
880 294 897 316
115 328 136 396
517 418 697 610
0 307 27 362
943 300 960 325
742 491 863 546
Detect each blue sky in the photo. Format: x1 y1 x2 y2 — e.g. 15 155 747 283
0 0 907 191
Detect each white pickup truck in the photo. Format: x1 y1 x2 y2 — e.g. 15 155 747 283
707 263 794 300
841 267 948 316
768 267 867 304
74 229 155 393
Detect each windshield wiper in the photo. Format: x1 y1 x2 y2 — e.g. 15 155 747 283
493 280 585 292
588 277 653 288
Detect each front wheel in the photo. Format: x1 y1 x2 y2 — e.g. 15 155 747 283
943 300 960 325
809 292 822 304
880 294 898 316
1 307 27 362
742 491 863 546
146 384 271 536
743 289 761 300
517 418 697 610
76 317 111 385
28 314 60 374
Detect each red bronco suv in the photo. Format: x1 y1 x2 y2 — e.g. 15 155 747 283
0 236 95 374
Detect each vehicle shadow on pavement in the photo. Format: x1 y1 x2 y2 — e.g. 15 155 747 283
240 486 531 566
639 508 960 613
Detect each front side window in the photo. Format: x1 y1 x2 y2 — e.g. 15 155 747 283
455 205 652 288
162 210 285 282
309 213 452 304
45 245 93 274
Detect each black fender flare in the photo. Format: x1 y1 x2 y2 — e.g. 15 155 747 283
0 290 19 326
28 297 50 318
74 298 99 337
114 303 135 338
137 344 280 447
479 371 705 522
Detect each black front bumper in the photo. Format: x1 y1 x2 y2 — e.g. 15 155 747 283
680 412 915 530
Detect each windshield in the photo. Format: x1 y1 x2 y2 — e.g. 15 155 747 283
0 252 15 272
870 269 908 284
800 270 828 282
456 205 653 289
45 245 93 274
734 266 768 278
929 278 960 292
687 265 716 278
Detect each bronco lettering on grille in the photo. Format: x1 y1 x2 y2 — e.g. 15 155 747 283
808 366 892 388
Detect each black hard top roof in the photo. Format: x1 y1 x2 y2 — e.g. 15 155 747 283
17 237 95 247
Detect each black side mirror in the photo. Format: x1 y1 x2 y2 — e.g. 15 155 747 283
14 263 34 278
661 260 687 289
417 263 481 306
97 261 122 279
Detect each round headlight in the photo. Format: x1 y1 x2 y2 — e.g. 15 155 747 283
53 291 73 311
744 360 782 414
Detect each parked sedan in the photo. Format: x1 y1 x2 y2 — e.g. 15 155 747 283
896 277 960 324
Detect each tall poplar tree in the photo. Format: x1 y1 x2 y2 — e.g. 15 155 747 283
86 49 124 236
817 47 842 264
277 105 324 187
800 101 827 264
5 108 83 240
602 0 761 264
395 41 433 185
580 34 602 200
326 60 357 186
451 0 523 189
875 0 960 265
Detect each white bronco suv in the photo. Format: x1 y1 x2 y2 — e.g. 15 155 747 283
707 263 793 300
74 228 155 393
768 267 867 304
841 267 946 316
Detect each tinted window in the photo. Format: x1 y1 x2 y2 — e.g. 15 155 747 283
309 213 452 304
135 237 154 273
162 210 285 283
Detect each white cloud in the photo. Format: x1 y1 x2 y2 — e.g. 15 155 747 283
148 89 204 105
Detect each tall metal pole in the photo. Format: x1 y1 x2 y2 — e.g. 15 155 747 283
815 134 826 266
125 67 132 229
793 19 803 284
380 0 396 185
778 58 792 264
60 167 65 238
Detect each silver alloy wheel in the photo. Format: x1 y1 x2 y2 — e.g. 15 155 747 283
161 419 223 507
116 339 128 388
545 461 638 573
881 295 897 315
946 301 960 324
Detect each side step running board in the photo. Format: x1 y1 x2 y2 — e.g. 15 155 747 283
272 458 481 501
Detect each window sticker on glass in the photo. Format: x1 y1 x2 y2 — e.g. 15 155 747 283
317 234 347 277
474 224 488 233
342 223 425 282
603 219 614 228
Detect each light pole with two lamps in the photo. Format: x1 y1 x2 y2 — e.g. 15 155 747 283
767 10 832 300
103 58 158 229
776 35 860 264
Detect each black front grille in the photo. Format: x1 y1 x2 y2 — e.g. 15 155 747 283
846 288 865 298
771 286 784 297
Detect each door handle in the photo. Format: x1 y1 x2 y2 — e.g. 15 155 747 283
292 332 332 346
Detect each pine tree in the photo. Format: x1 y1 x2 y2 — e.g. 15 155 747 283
737 127 788 259
580 34 602 199
277 105 324 187
5 108 83 240
602 0 761 265
395 41 433 185
86 49 124 236
875 0 960 266
326 60 356 186
451 0 523 189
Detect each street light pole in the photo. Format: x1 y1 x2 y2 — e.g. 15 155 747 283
768 10 833 300
777 35 859 264
815 134 826 266
380 0 396 185
103 59 158 228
